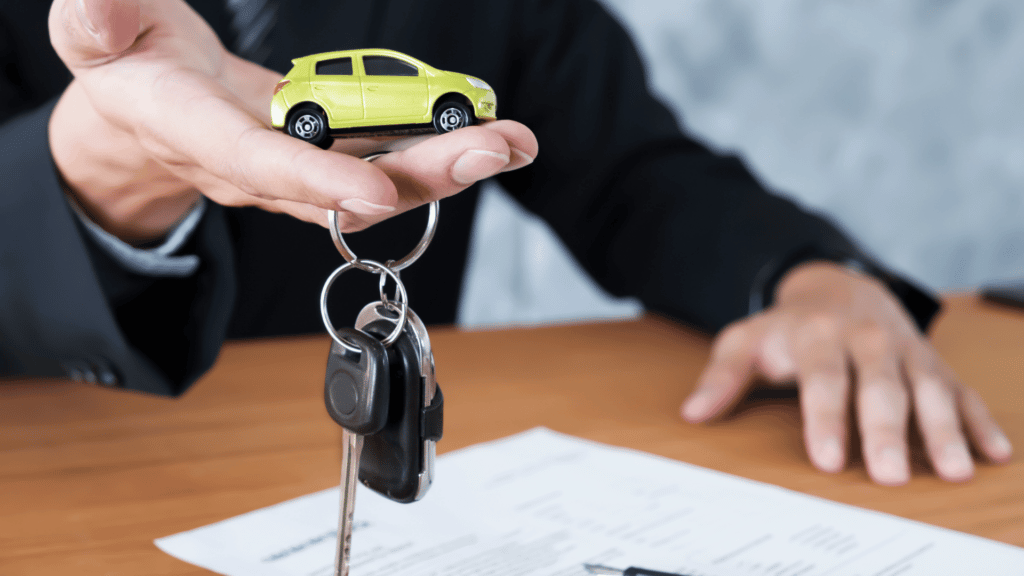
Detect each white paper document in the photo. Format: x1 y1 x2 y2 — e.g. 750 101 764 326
156 428 1024 576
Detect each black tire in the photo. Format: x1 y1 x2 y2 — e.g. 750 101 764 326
432 101 473 134
286 106 332 149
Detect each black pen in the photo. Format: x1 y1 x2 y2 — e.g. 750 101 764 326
584 563 691 576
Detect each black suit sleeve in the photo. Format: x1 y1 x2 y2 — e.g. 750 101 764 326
495 0 938 333
0 100 236 395
0 0 248 394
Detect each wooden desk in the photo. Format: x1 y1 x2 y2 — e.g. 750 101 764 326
1 295 1021 574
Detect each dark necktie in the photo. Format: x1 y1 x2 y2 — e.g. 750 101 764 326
224 0 278 63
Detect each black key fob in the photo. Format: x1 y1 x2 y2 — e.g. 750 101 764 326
357 312 444 503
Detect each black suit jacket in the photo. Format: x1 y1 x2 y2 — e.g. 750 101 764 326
0 0 938 394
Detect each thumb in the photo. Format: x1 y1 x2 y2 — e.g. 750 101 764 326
49 0 140 69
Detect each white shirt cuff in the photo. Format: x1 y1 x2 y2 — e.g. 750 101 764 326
69 198 206 277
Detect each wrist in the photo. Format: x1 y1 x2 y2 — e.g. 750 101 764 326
49 81 198 245
774 260 887 307
750 246 942 333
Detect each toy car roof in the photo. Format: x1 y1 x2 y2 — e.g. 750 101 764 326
289 48 438 71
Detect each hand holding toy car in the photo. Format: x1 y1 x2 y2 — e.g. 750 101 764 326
47 0 537 244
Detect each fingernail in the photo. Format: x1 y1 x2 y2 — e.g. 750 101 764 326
76 0 102 39
503 147 535 171
874 446 909 485
338 198 395 216
452 149 510 184
682 392 711 421
990 431 1013 460
816 437 844 473
940 443 973 480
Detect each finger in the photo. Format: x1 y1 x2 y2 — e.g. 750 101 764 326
110 71 399 218
188 121 532 230
262 198 331 228
203 178 330 228
187 163 364 230
791 314 849 474
755 317 798 381
366 124 518 212
683 317 767 422
850 323 911 485
479 120 539 171
905 344 975 481
49 0 141 67
332 119 538 170
957 379 1014 464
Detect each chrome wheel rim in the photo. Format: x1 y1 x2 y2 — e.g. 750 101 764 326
438 107 466 132
293 113 322 140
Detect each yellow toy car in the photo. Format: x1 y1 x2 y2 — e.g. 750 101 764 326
271 49 497 148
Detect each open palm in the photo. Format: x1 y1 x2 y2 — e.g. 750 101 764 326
48 0 536 242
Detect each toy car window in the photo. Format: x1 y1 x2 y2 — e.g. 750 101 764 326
363 56 419 77
316 58 353 76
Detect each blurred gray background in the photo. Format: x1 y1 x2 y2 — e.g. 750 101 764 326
458 0 1024 328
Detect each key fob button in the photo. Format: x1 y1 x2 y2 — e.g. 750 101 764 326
324 328 390 435
326 370 358 416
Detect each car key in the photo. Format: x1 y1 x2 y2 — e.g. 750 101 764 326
319 203 442 576
355 303 444 503
323 327 391 576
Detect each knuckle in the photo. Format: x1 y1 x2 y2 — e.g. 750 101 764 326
860 374 906 398
866 426 905 447
234 124 266 154
852 323 894 358
805 369 846 392
806 391 845 419
714 323 751 357
800 313 841 341
859 384 909 427
860 404 907 435
911 373 949 402
801 377 846 414
908 368 960 417
225 130 271 196
921 416 961 442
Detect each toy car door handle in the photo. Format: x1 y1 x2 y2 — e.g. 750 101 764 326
367 86 379 91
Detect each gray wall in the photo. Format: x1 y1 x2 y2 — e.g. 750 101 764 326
459 0 1024 328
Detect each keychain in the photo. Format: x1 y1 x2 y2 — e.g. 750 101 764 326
319 201 444 576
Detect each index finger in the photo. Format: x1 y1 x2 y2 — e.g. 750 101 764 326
683 317 768 422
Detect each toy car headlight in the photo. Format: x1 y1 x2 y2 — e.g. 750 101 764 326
466 77 491 90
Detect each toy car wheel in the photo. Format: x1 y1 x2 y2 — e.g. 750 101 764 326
432 101 473 134
287 107 332 149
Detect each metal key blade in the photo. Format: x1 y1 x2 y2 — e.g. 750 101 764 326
335 429 364 576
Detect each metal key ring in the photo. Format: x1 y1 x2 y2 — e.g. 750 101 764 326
379 259 399 306
320 259 408 353
329 201 439 273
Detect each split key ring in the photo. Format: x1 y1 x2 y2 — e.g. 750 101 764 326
328 153 439 273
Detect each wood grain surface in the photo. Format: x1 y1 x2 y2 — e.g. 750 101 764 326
1 295 1021 575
